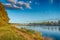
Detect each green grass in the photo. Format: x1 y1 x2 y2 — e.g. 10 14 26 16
0 32 24 40
0 26 25 40
0 26 43 40
21 27 37 34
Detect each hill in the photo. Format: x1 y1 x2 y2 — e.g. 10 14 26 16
0 26 44 40
0 2 9 26
0 2 53 40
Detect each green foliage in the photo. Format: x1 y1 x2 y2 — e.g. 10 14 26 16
58 20 60 25
0 26 25 40
21 27 36 34
26 29 36 33
0 34 25 40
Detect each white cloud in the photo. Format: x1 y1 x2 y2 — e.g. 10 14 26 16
4 3 12 8
5 0 32 10
24 3 31 9
17 1 24 5
7 0 17 4
4 3 23 9
13 5 23 10
13 5 19 8
17 1 31 9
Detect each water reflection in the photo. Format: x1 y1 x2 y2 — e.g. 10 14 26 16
17 26 60 32
17 26 60 40
41 26 60 31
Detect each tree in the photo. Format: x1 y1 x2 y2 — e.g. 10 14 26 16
58 20 60 26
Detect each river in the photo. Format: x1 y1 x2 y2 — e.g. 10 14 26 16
17 26 60 40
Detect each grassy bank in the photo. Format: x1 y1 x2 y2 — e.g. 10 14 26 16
0 25 44 40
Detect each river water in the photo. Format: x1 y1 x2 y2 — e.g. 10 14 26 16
17 26 60 40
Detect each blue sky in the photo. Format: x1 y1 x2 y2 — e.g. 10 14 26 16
0 0 60 23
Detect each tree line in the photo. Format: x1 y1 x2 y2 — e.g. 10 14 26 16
27 20 60 26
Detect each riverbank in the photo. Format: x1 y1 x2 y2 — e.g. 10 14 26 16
0 25 53 40
17 26 60 40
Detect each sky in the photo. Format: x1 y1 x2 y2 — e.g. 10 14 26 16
0 0 60 23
